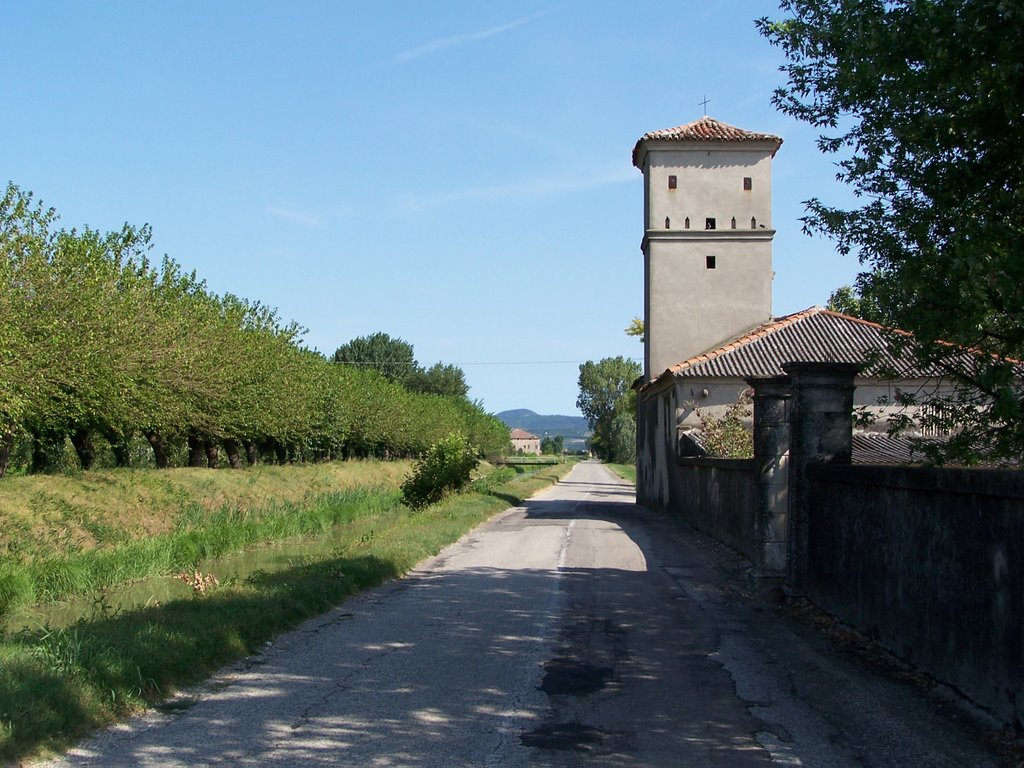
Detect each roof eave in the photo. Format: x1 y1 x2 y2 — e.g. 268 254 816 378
634 136 783 169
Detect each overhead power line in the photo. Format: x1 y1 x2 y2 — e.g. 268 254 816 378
333 358 643 367
458 358 643 366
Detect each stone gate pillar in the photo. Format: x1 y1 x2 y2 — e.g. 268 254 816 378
746 375 792 590
782 362 860 591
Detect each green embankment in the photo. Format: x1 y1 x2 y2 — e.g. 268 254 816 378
0 462 411 613
0 461 412 559
0 460 574 764
605 462 637 485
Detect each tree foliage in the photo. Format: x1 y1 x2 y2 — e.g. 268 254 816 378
825 280 896 327
608 411 637 464
332 333 418 384
576 356 641 462
0 183 509 477
759 0 1024 462
333 334 470 400
405 362 469 399
540 435 563 455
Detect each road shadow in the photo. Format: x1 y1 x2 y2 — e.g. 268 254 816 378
41 472 769 767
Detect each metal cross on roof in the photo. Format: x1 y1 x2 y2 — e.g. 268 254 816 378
699 95 710 115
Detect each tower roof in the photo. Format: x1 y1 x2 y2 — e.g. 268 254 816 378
632 116 783 167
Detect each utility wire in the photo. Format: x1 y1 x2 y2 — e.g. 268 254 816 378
458 358 643 366
333 358 643 367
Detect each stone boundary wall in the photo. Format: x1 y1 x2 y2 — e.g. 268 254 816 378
807 464 1024 727
672 458 756 562
637 361 1023 726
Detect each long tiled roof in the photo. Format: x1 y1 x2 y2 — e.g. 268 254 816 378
633 116 782 167
851 433 931 465
509 428 538 440
650 306 932 385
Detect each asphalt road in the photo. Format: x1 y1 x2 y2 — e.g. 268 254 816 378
38 461 1000 767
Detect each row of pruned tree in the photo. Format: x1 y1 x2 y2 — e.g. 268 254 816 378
0 183 509 477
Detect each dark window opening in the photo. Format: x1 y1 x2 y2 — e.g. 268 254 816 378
730 217 736 229
751 217 757 229
706 255 716 269
684 217 690 229
665 217 670 229
743 177 752 190
668 175 677 190
705 217 716 230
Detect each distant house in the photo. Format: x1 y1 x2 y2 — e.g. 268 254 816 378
509 428 541 455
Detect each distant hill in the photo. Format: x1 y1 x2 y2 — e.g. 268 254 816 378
495 409 591 445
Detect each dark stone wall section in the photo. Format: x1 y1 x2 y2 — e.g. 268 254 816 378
671 458 757 563
636 362 1024 727
807 464 1024 727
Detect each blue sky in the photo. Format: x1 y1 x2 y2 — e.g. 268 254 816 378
3 1 860 416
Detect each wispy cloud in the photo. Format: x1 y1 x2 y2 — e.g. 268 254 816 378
395 10 549 64
396 163 636 213
266 203 321 227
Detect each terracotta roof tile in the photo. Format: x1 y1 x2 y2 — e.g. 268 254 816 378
645 306 936 389
509 428 538 440
633 116 783 167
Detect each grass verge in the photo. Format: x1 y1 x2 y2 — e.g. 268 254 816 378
0 461 573 764
0 461 412 558
605 462 637 485
0 487 402 614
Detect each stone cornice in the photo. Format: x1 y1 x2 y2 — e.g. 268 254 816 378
641 228 776 252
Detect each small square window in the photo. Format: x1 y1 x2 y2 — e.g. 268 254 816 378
706 255 716 269
668 175 677 190
743 177 752 190
705 217 716 230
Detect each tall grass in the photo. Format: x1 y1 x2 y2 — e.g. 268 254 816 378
0 488 401 614
0 460 412 558
0 462 574 764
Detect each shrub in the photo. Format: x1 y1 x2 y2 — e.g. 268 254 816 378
694 390 754 459
401 433 478 509
470 465 516 493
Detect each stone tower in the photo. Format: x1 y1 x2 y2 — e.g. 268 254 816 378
632 116 783 381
